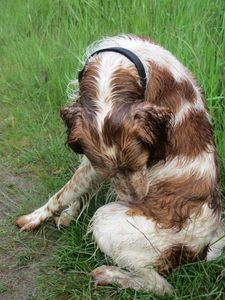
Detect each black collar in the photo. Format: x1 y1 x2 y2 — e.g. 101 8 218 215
78 47 147 90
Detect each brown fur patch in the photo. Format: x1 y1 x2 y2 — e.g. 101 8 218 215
144 61 213 158
154 243 209 275
169 110 214 157
101 102 171 171
145 62 196 114
111 67 144 101
129 170 220 230
127 208 146 217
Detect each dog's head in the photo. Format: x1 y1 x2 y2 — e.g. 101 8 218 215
61 57 171 203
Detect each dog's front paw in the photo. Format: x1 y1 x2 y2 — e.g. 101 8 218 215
16 208 49 231
54 206 79 228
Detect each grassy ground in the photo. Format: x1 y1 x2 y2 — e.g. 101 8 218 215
0 0 225 299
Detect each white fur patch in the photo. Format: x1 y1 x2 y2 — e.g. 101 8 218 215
90 202 218 270
173 84 210 126
102 144 117 158
148 148 216 185
93 52 133 129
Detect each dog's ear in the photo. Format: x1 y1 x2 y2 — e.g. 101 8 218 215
60 103 83 130
134 103 172 161
60 103 84 154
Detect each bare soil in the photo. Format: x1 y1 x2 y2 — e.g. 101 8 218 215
0 166 56 300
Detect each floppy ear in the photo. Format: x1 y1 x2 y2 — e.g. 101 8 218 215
60 103 83 130
60 103 84 154
134 103 172 161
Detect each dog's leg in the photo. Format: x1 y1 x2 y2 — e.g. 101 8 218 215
54 201 81 228
207 225 225 261
91 265 173 294
90 202 173 295
54 185 100 228
16 158 100 231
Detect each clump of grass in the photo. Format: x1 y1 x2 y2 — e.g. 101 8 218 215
0 281 8 294
1 0 224 299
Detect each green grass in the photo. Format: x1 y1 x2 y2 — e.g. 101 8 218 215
0 281 8 294
0 0 224 299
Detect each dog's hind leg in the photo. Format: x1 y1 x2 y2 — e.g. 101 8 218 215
91 265 173 294
90 202 173 295
16 157 101 231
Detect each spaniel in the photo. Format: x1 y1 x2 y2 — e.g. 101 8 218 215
17 35 224 294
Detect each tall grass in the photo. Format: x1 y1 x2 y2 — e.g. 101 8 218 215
0 0 224 299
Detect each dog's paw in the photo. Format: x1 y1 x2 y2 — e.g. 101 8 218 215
91 265 130 287
91 265 174 294
16 209 48 231
153 279 174 295
54 207 78 228
91 265 144 290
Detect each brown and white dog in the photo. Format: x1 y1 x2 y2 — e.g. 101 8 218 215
17 35 225 294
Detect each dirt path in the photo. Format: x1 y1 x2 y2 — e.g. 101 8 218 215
0 165 57 300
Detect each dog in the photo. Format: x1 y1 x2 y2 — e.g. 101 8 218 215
17 35 225 294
